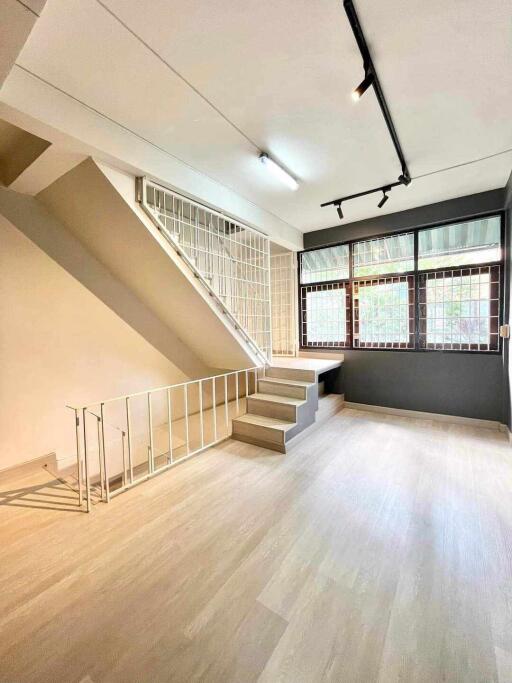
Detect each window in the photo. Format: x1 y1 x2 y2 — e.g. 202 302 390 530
353 233 414 277
301 283 351 348
300 245 349 284
418 216 501 269
418 266 500 351
353 277 414 348
298 212 502 353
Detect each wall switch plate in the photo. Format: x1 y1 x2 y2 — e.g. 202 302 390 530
500 324 510 338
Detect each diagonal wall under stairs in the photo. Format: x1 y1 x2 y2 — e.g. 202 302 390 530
38 158 261 371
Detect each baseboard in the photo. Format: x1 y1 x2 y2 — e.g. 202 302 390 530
344 402 502 431
498 423 512 444
0 452 56 477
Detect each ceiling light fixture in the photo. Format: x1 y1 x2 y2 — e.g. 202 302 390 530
378 188 389 208
259 153 298 190
336 203 344 220
321 0 412 219
351 71 374 101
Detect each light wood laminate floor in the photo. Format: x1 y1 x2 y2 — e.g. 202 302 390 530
1 407 511 683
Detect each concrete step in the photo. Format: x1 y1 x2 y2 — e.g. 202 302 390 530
247 392 306 421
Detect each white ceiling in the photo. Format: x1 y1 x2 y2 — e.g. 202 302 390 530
7 0 512 233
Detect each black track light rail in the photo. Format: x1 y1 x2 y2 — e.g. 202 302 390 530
321 181 398 209
321 0 411 212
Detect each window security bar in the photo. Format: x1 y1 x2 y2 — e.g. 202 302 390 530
68 367 265 512
137 177 272 365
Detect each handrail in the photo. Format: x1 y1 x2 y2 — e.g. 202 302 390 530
136 177 267 239
69 365 265 511
85 409 125 435
137 177 272 364
67 367 261 411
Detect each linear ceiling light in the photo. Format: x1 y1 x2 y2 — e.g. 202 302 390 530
259 153 299 190
351 71 374 101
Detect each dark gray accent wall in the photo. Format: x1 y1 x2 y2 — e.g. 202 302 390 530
342 350 503 421
503 171 512 427
303 188 508 422
304 189 504 249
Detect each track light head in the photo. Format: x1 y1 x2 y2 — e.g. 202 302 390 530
378 189 389 209
336 203 344 220
351 72 374 101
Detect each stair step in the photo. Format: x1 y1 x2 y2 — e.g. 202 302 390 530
260 376 313 388
247 392 306 421
249 392 306 406
232 413 296 453
234 413 296 430
265 366 316 383
258 377 314 400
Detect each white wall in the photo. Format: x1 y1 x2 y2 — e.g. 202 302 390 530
0 215 190 471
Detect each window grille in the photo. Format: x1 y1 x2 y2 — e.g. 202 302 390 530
300 283 351 348
418 266 500 351
353 276 415 348
418 216 501 270
353 233 414 277
300 245 349 284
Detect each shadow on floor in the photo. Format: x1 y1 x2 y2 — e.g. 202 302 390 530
0 470 83 512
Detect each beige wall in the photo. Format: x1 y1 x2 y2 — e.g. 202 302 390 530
0 215 190 471
0 1 46 88
39 159 258 370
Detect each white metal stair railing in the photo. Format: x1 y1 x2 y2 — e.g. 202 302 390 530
69 366 265 511
137 177 272 365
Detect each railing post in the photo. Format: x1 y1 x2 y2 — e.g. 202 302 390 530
121 430 127 488
82 408 91 513
184 384 190 455
224 374 229 434
100 403 110 503
235 371 239 415
96 414 105 501
148 392 154 474
167 387 173 464
126 397 134 484
212 377 217 442
73 408 83 507
199 380 204 449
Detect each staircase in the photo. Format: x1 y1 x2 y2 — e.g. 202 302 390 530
232 362 343 453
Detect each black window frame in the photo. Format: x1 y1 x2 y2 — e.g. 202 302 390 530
298 211 505 355
300 281 352 348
